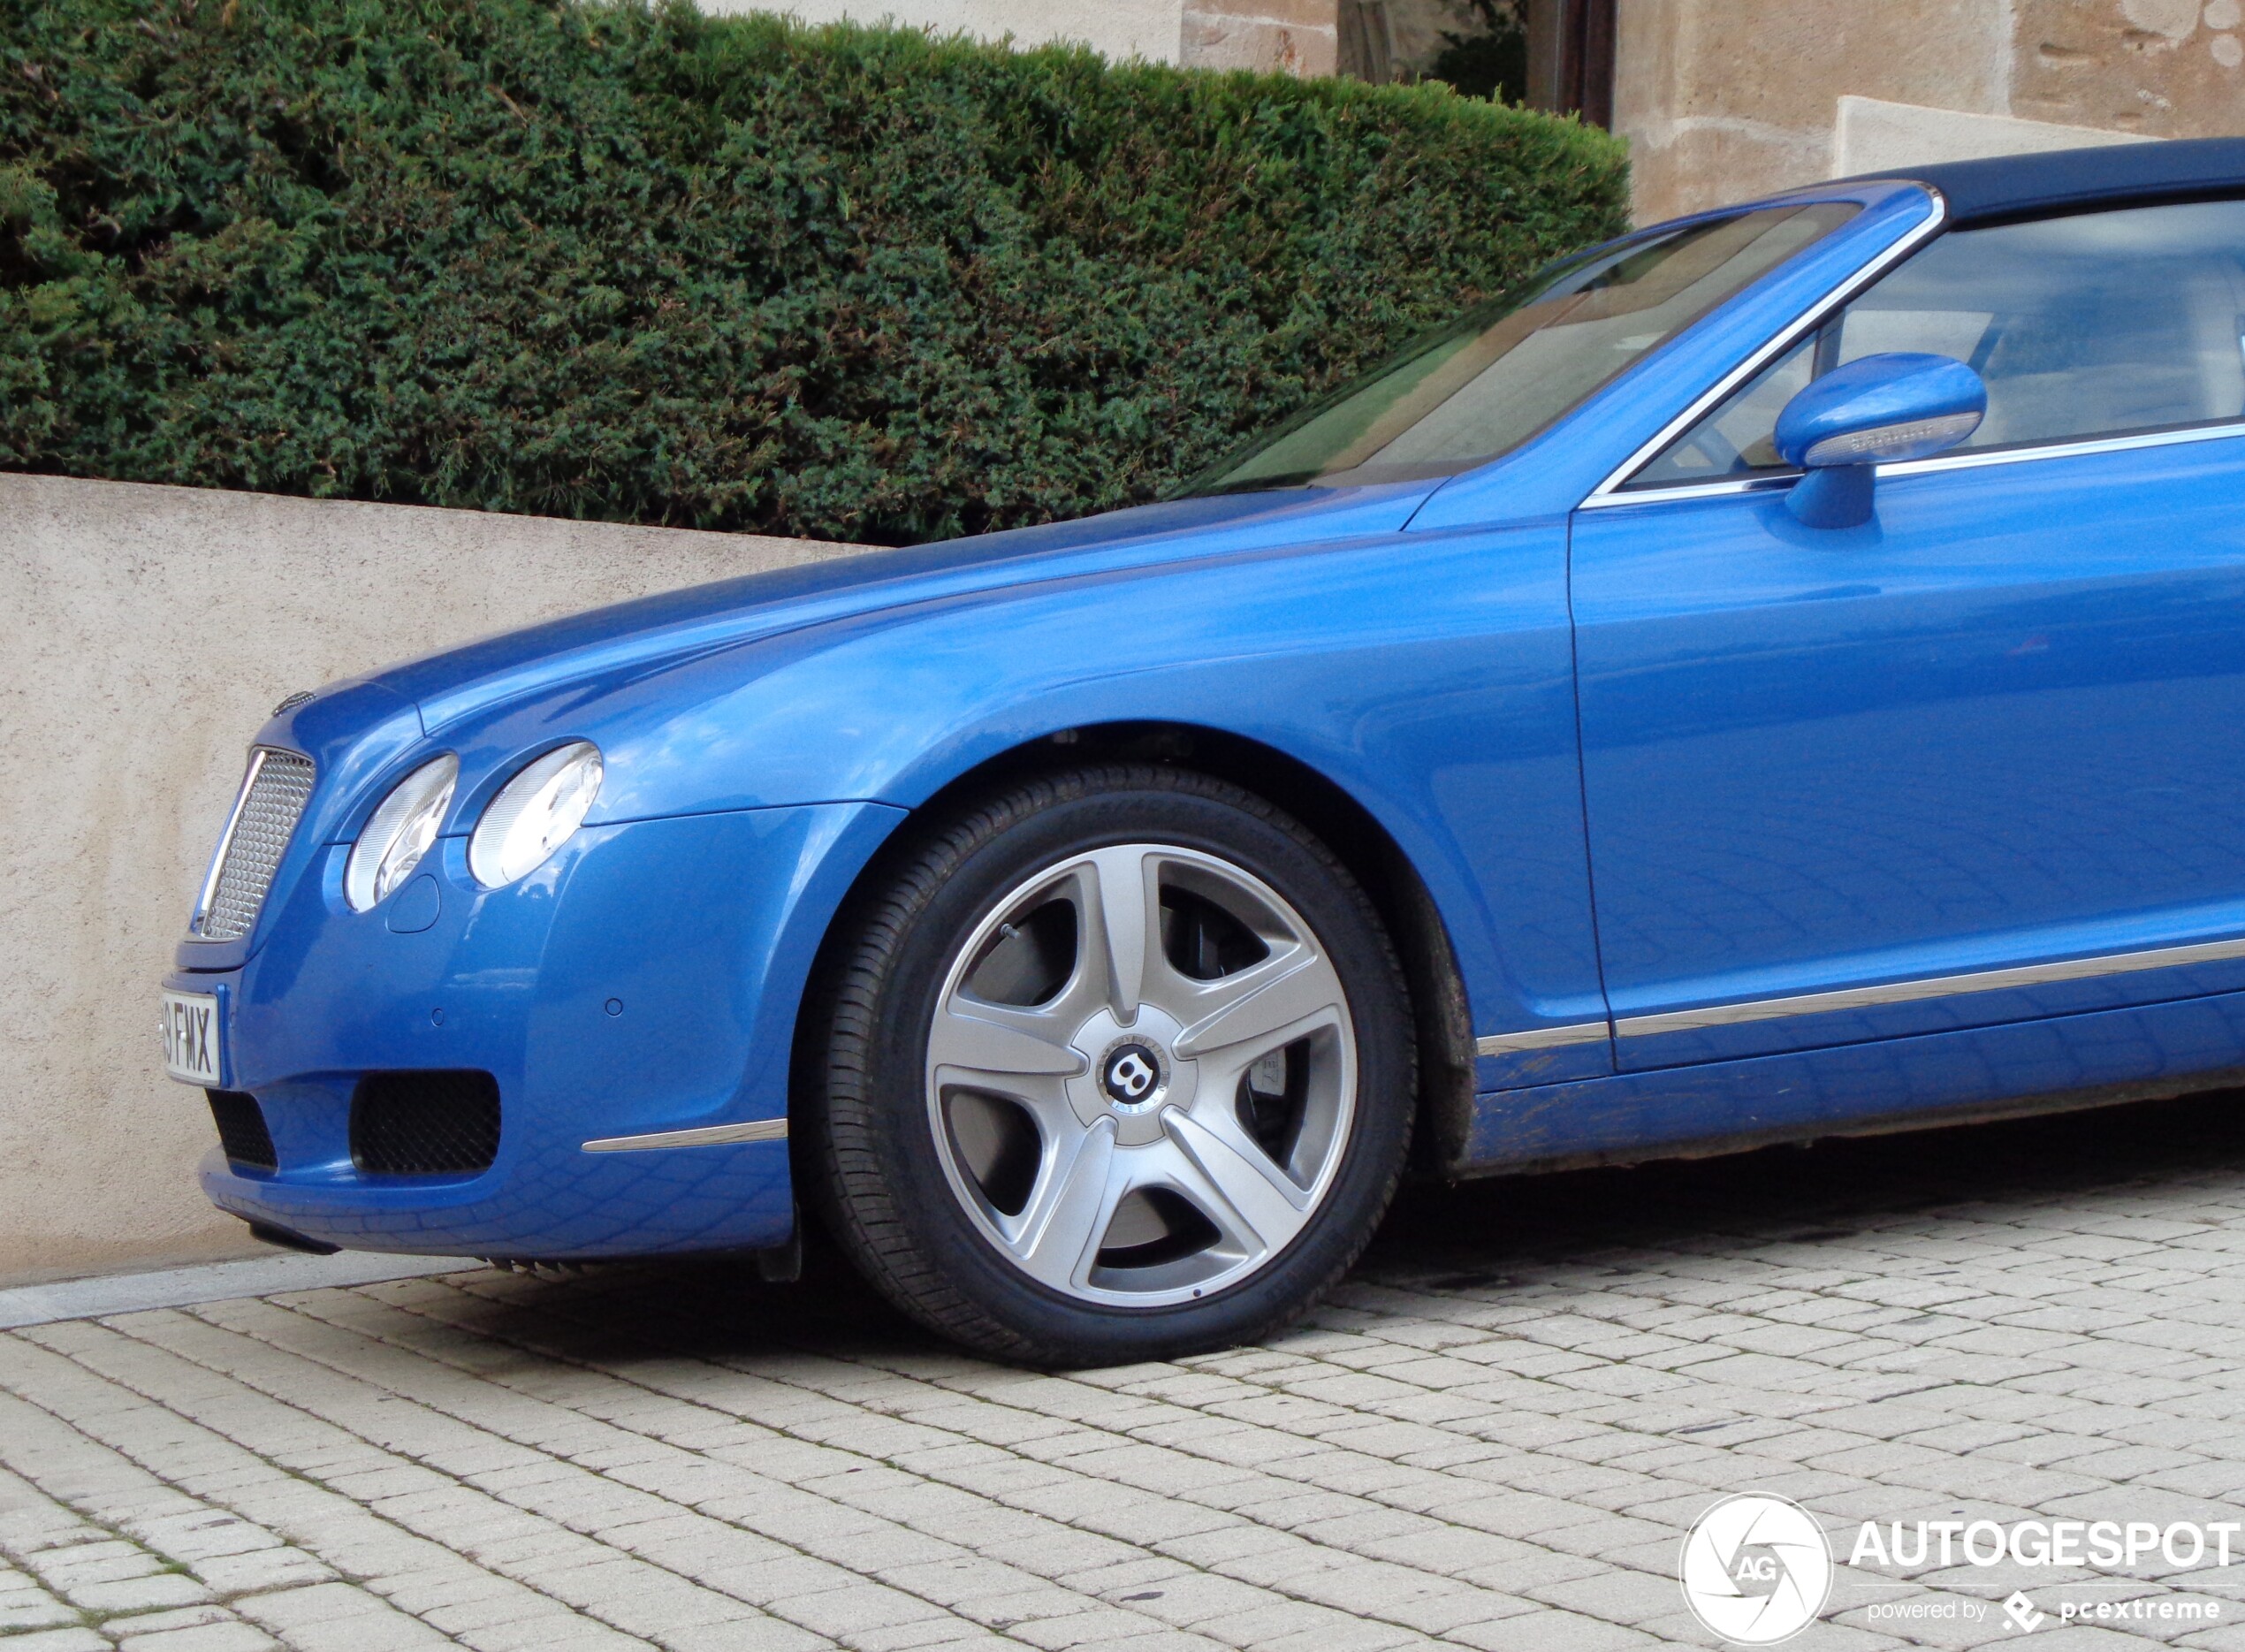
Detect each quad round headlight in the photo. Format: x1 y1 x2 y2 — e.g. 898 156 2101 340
345 755 459 913
469 742 603 889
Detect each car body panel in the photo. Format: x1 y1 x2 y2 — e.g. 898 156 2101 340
1574 403 2245 1072
389 483 1436 744
180 465 1622 1259
183 801 899 1257
1463 982 2245 1176
405 515 1613 1074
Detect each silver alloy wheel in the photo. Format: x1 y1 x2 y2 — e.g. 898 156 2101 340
925 842 1358 1307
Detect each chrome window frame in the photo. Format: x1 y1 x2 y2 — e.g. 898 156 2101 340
1583 187 2245 510
1579 192 1950 509
1876 416 2245 480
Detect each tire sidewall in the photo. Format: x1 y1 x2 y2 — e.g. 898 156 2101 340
851 775 1413 1364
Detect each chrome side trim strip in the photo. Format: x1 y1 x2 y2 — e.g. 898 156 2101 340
1581 191 1950 506
1476 1022 1610 1055
582 1118 788 1153
1616 934 2245 1039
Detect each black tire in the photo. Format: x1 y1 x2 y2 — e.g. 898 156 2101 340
798 764 1416 1367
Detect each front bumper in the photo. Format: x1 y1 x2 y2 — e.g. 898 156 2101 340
171 800 902 1259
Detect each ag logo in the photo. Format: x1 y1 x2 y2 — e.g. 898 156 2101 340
1100 1043 1161 1106
1680 1494 1832 1645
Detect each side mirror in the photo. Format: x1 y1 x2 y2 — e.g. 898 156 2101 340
1773 352 1987 529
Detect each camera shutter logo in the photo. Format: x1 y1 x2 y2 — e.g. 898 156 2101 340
1680 1494 1833 1645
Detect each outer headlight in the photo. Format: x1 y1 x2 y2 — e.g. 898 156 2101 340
469 742 603 888
345 756 459 913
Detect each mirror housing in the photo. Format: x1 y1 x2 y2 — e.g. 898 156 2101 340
1774 352 1987 528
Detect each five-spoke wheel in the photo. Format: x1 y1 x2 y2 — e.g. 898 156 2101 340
805 765 1414 1366
928 842 1357 1306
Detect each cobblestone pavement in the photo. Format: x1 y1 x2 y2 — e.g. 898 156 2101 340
9 1093 2245 1652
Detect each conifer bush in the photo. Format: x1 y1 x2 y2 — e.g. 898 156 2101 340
0 0 1628 541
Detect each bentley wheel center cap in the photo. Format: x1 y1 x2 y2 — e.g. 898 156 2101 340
1065 1007 1192 1137
1099 1039 1169 1111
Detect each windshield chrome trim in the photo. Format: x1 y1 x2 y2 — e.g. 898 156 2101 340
1581 190 1950 507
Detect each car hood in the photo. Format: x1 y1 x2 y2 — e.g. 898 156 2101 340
365 482 1435 735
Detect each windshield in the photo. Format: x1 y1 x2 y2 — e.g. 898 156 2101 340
1179 202 1860 497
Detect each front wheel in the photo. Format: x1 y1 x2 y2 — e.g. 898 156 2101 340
803 765 1416 1366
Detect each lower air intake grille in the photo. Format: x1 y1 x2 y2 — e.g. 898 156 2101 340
194 749 316 942
351 1071 502 1176
206 1090 278 1171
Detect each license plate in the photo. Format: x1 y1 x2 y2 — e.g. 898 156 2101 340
161 989 223 1086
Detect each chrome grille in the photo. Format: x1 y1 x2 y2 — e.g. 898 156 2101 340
193 749 316 942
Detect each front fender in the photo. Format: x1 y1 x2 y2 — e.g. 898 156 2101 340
443 521 1605 1061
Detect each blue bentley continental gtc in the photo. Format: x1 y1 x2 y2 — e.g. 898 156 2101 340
165 141 2245 1363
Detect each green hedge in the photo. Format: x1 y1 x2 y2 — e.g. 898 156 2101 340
0 0 1627 543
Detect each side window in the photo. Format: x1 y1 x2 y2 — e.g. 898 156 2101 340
1626 196 2245 491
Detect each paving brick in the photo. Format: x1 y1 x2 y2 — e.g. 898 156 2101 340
111 1618 281 1652
59 1571 212 1613
2 1631 111 1652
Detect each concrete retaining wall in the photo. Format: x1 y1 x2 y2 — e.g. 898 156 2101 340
706 0 1189 63
0 475 866 1286
704 0 1341 76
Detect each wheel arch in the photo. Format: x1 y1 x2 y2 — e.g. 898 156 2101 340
790 719 1478 1180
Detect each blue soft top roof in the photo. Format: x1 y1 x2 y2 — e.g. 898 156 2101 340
1838 135 2245 225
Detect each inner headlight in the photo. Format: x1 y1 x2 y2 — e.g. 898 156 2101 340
469 742 603 888
345 756 459 913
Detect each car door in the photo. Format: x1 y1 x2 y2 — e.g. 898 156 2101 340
1570 195 2245 1071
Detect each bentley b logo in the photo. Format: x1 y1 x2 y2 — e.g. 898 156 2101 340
1101 1045 1161 1105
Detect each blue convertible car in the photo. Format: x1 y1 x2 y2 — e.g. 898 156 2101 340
166 139 2245 1362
